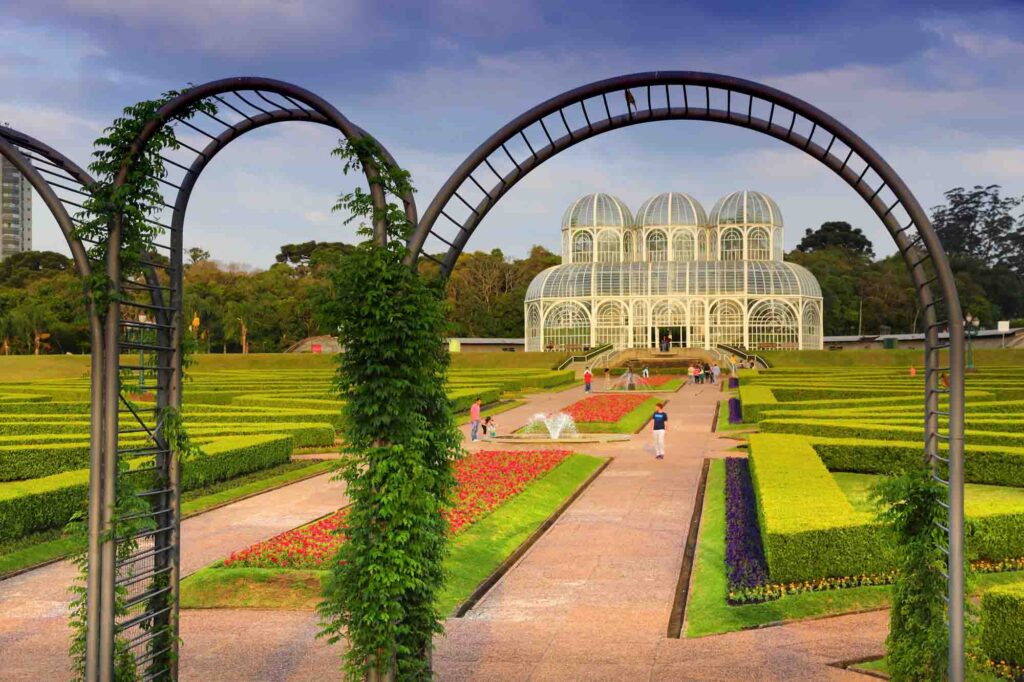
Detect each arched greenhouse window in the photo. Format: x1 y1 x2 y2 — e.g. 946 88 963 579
748 300 798 350
748 227 771 260
646 230 668 262
672 230 695 261
709 299 744 346
689 299 706 347
720 228 743 261
594 301 628 349
802 302 821 350
544 302 590 351
623 231 634 260
596 230 620 263
526 304 542 351
773 227 784 260
572 231 593 263
698 230 716 260
632 300 648 347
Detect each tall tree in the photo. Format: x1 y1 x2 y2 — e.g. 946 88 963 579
931 185 1024 270
796 221 875 257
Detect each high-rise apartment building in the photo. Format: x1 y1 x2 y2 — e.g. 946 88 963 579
0 156 33 261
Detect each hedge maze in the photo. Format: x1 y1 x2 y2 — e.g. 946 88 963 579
0 365 573 555
733 365 1024 670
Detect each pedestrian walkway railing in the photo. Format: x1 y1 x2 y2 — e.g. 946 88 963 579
716 344 772 369
556 344 614 371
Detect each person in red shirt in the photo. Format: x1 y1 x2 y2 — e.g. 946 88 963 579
583 366 593 392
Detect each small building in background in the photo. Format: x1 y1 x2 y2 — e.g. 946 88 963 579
285 335 343 353
449 337 525 353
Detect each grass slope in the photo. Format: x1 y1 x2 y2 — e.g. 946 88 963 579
180 454 606 612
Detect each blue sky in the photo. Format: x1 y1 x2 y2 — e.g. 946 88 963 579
3 0 1023 267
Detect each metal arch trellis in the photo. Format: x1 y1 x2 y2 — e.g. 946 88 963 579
408 71 967 679
88 76 414 681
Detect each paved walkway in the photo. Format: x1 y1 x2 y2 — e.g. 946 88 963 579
0 472 348 680
0 380 888 680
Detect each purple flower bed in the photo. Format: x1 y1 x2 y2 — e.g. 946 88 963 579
728 377 739 389
728 397 743 424
724 457 768 594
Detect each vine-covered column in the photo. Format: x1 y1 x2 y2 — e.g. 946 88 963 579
317 138 460 681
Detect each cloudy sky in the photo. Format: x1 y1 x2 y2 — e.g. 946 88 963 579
3 0 1023 267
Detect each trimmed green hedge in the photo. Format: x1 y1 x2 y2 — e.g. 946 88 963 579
982 581 1024 666
0 434 294 541
748 434 893 582
760 418 1024 448
447 387 502 412
736 385 776 422
807 436 1024 487
751 433 1024 583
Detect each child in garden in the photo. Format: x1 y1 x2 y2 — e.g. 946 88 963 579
583 366 593 392
482 416 496 437
652 403 667 459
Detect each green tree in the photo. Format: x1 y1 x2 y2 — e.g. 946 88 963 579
796 221 874 257
931 185 1023 270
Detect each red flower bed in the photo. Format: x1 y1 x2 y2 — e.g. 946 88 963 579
224 449 572 570
563 393 652 423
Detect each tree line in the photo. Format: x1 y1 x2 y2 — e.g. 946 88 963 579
1 184 1022 354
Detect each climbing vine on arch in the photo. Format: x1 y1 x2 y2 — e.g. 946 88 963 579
67 88 214 681
316 137 460 680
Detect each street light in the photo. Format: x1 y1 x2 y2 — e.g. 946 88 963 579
964 313 981 370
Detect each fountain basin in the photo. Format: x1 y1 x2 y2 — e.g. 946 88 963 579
484 433 630 444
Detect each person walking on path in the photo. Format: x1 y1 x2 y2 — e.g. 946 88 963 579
603 366 611 390
652 402 668 459
641 365 650 379
695 364 704 384
470 398 482 441
583 366 593 393
711 363 721 384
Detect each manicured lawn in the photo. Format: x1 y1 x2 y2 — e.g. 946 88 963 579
0 459 333 579
686 459 891 637
180 453 607 612
833 472 1024 515
575 396 663 434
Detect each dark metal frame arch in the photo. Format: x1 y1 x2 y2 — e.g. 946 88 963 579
88 77 414 681
410 71 966 679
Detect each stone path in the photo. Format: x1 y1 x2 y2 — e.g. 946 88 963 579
0 379 888 681
0 472 348 680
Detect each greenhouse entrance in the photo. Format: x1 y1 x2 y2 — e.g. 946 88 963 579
653 325 686 350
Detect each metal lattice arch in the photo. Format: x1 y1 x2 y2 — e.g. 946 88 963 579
523 191 824 352
409 71 966 679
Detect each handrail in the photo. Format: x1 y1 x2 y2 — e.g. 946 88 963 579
716 343 772 369
556 344 613 371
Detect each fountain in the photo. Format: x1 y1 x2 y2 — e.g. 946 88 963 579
485 411 629 444
521 412 579 439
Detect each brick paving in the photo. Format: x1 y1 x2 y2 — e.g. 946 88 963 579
0 380 888 680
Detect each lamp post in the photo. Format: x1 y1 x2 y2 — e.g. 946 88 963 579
964 313 980 370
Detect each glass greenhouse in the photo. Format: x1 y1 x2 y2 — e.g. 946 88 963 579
524 191 824 352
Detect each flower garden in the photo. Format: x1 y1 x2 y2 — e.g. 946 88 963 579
182 448 605 614
691 363 1024 674
561 392 663 433
0 355 575 577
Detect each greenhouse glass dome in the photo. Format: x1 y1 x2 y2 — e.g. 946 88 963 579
525 191 824 352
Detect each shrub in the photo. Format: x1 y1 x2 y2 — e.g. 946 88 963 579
748 434 893 582
736 385 776 422
982 582 1024 667
0 434 294 540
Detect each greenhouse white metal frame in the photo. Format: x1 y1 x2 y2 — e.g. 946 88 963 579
525 191 824 352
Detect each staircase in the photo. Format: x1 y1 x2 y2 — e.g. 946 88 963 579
607 347 715 371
